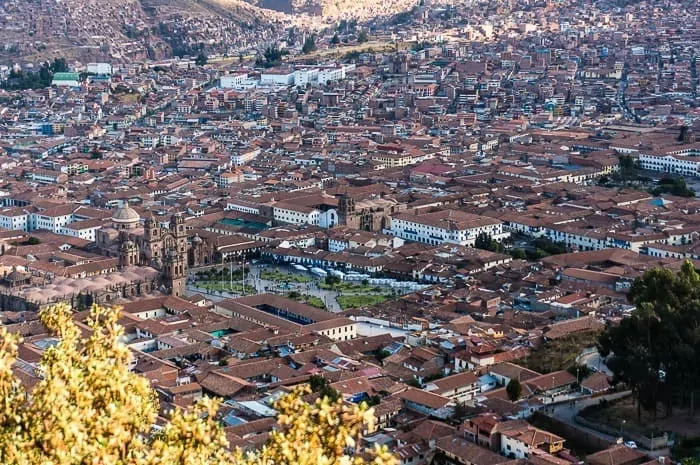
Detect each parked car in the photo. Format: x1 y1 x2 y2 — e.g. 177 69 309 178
624 441 638 449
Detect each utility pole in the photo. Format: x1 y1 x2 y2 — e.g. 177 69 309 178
220 253 224 292
241 256 246 296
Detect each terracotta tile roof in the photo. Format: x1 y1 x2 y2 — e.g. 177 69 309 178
407 419 456 442
427 371 478 394
196 370 254 397
499 423 565 447
586 445 648 465
436 435 511 465
489 362 541 382
524 370 576 392
580 372 611 393
394 387 452 410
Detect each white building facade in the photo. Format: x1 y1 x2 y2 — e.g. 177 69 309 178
389 211 509 246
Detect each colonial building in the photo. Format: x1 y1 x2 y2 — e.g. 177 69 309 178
337 193 405 232
96 205 188 296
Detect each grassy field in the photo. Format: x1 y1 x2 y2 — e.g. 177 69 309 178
286 293 326 310
318 281 382 293
516 332 600 374
260 270 311 283
194 281 256 294
337 294 391 309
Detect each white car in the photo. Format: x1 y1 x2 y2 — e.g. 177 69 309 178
624 441 638 449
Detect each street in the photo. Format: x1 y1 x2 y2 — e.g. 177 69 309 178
577 347 613 377
546 391 670 458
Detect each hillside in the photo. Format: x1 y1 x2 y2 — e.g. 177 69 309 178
0 0 288 64
243 0 420 21
0 0 423 64
0 0 161 63
141 0 288 24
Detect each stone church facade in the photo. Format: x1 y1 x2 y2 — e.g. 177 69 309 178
96 205 188 297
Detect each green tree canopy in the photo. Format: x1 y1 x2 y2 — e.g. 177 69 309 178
195 52 208 66
474 232 504 253
598 261 700 421
506 379 522 401
302 36 317 54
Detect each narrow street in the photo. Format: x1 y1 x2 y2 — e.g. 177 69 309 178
546 391 670 458
576 348 613 377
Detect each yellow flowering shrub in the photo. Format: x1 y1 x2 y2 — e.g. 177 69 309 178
0 303 398 465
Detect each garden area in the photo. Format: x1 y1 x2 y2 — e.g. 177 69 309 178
336 294 392 309
193 281 256 295
286 292 326 310
191 264 403 311
260 270 312 283
318 276 386 293
192 267 255 295
318 275 396 309
319 281 375 292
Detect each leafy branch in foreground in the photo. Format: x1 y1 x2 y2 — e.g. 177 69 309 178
0 302 397 465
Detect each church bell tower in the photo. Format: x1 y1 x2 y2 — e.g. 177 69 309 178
164 249 186 297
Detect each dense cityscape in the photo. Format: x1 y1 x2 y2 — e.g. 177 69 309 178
0 0 699 464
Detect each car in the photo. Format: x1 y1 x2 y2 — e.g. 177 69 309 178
624 441 638 449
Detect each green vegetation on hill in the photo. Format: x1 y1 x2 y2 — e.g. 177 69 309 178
255 45 289 68
517 331 600 374
0 58 69 90
599 261 700 422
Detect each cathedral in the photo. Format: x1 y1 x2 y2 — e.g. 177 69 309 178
96 205 188 297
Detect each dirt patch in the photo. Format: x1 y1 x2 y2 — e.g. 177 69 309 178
580 396 700 438
516 332 600 374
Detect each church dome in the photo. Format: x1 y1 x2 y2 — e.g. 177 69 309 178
6 269 29 283
112 205 140 226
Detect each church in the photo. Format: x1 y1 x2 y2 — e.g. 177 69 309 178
96 205 188 297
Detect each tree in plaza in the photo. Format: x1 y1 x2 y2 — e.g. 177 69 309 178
506 379 522 401
0 302 397 465
510 248 527 260
474 232 504 253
